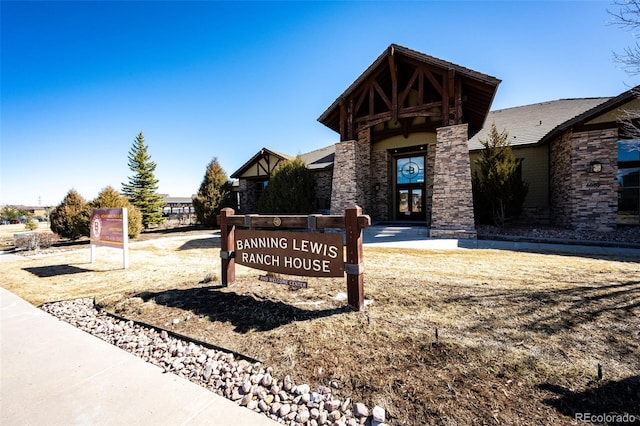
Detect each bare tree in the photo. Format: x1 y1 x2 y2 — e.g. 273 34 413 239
608 0 640 137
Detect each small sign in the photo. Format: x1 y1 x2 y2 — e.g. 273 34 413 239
90 208 129 269
259 275 308 288
235 229 344 277
91 208 126 248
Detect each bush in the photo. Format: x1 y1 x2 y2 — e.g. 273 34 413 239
14 232 60 251
24 216 38 231
91 186 143 239
257 157 316 214
193 158 236 227
472 123 529 226
49 189 90 240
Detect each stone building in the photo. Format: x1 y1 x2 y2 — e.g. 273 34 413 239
469 88 640 231
232 44 640 235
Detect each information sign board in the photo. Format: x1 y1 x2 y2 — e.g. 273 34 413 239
235 229 344 277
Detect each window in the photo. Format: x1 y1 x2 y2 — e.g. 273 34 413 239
396 156 425 184
618 139 640 225
256 179 268 202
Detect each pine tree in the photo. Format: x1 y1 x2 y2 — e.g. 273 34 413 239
121 132 165 229
472 123 529 226
257 157 316 214
49 189 90 240
192 158 235 227
91 186 143 238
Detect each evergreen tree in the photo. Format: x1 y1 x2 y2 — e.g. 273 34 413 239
257 157 315 214
91 186 143 238
121 132 165 229
49 189 90 240
192 158 235 227
472 123 529 226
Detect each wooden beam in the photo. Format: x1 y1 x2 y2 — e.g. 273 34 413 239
373 80 392 110
369 86 375 117
455 76 463 123
388 49 398 123
424 69 443 95
447 69 457 125
339 100 346 141
354 85 369 117
348 98 354 140
399 67 419 106
257 153 269 176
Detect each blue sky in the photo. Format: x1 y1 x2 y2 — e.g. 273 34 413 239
1 0 637 207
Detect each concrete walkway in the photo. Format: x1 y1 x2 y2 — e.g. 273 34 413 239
362 224 640 257
0 287 278 426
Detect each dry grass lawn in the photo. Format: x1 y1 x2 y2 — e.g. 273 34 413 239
1 228 638 425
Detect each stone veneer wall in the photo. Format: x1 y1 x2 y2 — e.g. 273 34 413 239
425 143 437 226
550 132 573 228
330 140 358 214
356 128 372 213
330 128 372 215
313 170 333 211
238 179 258 214
429 124 477 238
573 128 618 231
551 128 619 231
371 149 391 221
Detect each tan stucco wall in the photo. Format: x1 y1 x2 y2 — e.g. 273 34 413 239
237 156 285 179
372 132 437 151
470 145 549 209
587 99 640 125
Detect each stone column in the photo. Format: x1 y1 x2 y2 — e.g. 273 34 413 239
429 123 477 239
569 128 618 232
330 127 372 215
330 140 358 214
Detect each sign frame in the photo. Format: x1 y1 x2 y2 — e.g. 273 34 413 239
90 208 129 269
217 205 370 310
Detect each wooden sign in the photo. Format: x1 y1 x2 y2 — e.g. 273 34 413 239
235 229 343 277
218 206 370 310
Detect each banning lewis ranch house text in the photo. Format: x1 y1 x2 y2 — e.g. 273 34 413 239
234 229 344 277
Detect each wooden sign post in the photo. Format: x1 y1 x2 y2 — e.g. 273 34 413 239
217 205 370 310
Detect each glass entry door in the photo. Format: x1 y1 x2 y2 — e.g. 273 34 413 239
396 156 426 221
397 187 424 220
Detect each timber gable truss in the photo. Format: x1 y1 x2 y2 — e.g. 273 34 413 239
319 44 500 141
230 148 290 180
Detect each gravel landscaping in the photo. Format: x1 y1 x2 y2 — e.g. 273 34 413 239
41 298 389 426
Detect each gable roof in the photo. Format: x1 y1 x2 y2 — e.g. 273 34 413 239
468 97 611 150
318 44 501 140
230 145 335 179
298 145 335 171
230 147 291 179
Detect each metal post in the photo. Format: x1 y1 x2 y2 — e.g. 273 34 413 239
122 208 129 269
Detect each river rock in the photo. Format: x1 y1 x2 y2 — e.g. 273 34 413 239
353 403 368 418
372 405 385 422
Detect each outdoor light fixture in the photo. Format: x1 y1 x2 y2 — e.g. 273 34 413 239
588 161 603 173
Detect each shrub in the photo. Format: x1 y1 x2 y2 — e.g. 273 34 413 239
91 186 143 238
49 190 90 240
193 158 236 227
472 123 529 226
24 216 38 231
14 232 60 251
257 157 315 214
